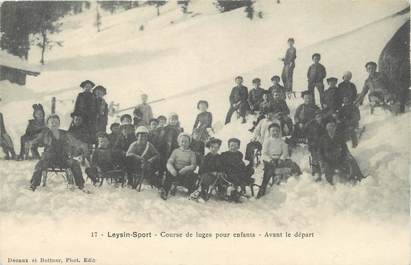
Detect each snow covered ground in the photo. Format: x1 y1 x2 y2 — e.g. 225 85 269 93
0 1 410 264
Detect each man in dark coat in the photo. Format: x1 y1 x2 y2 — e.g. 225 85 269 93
225 76 250 124
74 80 97 142
337 71 357 108
248 78 266 112
307 53 327 105
27 114 89 191
281 38 296 93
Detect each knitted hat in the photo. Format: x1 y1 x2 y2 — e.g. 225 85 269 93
80 80 95 89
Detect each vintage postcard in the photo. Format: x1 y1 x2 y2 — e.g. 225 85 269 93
0 1 410 264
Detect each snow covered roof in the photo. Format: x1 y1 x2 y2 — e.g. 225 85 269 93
0 49 41 75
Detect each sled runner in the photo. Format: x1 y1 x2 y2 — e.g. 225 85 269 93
42 166 75 187
94 169 126 187
369 94 401 114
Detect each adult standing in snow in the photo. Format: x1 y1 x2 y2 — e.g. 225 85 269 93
307 53 327 106
355 61 391 106
133 93 153 127
73 80 97 143
94 85 109 134
225 76 250 124
27 114 88 191
281 38 296 94
336 71 357 108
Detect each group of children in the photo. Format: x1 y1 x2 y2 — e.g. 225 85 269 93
0 37 401 201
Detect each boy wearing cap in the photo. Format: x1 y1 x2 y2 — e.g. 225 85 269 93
108 122 120 146
85 132 116 185
281 38 296 93
257 123 289 198
68 111 90 145
221 138 254 193
248 78 266 113
133 94 153 126
225 76 250 124
19 104 46 160
268 75 286 101
161 133 197 200
74 80 97 141
307 53 327 105
197 138 224 200
112 122 136 169
355 61 391 106
323 77 339 111
126 126 160 188
27 114 89 191
93 85 108 134
291 91 321 144
337 71 357 108
193 100 213 143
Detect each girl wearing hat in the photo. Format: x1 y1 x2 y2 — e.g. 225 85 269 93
192 100 213 143
74 80 97 142
18 104 46 160
161 132 197 200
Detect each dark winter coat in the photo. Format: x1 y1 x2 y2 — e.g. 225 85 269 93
199 152 223 175
259 100 273 115
268 84 286 100
319 132 349 165
221 151 247 176
24 119 46 138
283 47 296 65
337 103 360 128
193 111 212 130
190 139 205 164
74 92 97 127
294 104 321 125
248 88 266 111
305 120 326 150
271 99 290 116
112 129 136 156
337 81 357 106
91 148 115 172
307 63 326 83
323 87 339 110
95 98 108 133
229 85 249 105
159 124 182 159
108 132 120 146
68 122 91 144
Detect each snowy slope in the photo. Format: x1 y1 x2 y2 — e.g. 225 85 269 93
0 1 410 264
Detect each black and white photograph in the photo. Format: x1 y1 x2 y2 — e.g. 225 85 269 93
0 1 410 264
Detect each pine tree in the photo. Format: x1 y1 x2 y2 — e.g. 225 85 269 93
147 1 167 16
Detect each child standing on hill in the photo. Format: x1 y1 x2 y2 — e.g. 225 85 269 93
192 100 213 143
257 123 289 198
307 53 327 105
94 85 108 134
134 93 153 126
281 38 297 93
74 80 97 141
